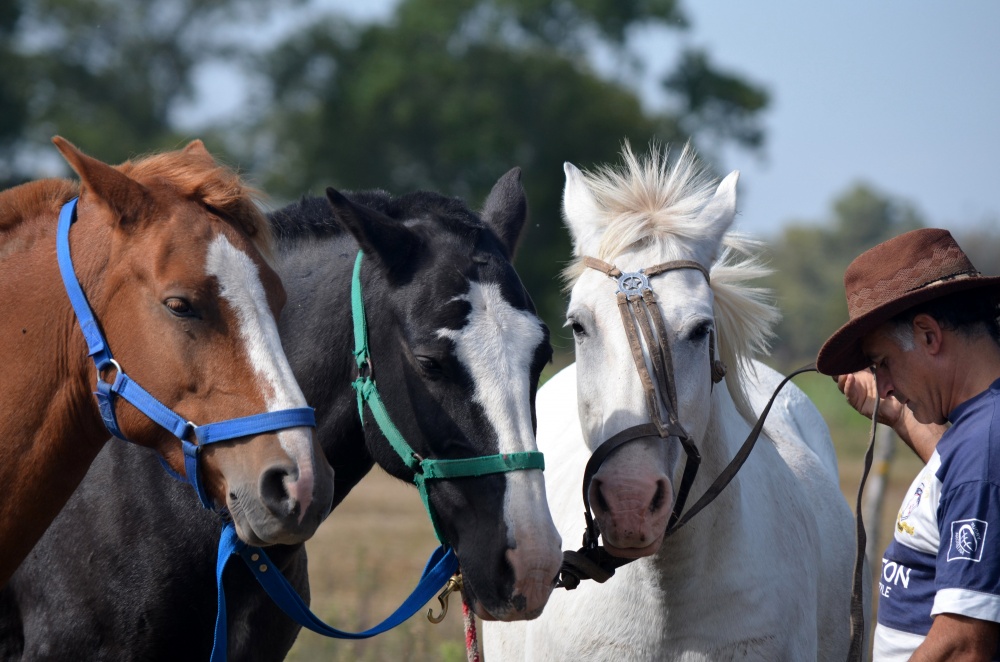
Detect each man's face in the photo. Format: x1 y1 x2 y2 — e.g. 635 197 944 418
861 322 942 425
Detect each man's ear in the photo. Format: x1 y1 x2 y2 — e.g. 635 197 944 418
912 313 944 355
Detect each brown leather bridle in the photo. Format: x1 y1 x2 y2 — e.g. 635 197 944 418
557 256 817 590
555 255 869 662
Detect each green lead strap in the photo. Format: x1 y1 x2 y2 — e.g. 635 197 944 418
349 251 545 544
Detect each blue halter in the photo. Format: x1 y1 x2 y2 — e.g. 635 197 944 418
56 197 317 508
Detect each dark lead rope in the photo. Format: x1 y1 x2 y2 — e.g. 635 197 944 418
559 255 874 659
556 362 877 662
208 251 548 661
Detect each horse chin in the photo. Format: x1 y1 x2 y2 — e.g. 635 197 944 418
602 536 664 559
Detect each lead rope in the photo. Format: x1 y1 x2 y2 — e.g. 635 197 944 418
462 594 481 662
848 376 880 662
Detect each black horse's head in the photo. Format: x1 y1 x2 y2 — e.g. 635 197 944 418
327 169 561 621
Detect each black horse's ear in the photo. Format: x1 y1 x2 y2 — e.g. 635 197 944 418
325 187 418 274
480 167 527 259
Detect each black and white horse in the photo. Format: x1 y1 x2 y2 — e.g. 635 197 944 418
0 170 562 660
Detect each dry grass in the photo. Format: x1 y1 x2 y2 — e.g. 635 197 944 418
287 468 466 662
287 373 924 661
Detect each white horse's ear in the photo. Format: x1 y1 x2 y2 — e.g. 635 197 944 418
698 170 739 260
562 162 603 256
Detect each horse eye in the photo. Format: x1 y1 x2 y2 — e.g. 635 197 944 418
164 297 196 318
688 322 712 342
566 318 586 337
416 355 443 378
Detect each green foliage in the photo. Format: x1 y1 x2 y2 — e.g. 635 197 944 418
764 182 925 368
664 48 770 149
234 0 769 337
0 0 297 184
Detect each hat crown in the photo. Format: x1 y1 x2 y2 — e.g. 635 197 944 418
844 228 978 319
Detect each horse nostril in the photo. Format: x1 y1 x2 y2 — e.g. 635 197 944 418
259 466 300 520
593 479 610 513
650 479 667 513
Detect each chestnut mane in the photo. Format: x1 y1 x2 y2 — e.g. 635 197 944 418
0 146 271 255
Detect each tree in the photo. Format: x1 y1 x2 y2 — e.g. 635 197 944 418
1 0 770 340
765 183 925 368
233 0 771 338
0 0 294 186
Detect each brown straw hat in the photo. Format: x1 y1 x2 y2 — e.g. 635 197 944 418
816 228 1000 376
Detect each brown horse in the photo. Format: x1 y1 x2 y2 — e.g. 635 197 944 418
0 137 335 586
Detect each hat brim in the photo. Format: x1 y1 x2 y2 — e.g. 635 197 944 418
816 276 1000 376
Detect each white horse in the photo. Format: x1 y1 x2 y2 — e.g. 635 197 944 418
484 145 863 660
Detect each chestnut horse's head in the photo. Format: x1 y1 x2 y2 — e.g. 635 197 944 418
54 137 334 546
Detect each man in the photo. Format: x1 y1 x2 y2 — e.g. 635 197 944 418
817 228 1000 661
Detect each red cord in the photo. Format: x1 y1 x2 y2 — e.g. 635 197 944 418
462 597 482 662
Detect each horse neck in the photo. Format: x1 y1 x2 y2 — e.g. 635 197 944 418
0 206 113 586
273 233 374 509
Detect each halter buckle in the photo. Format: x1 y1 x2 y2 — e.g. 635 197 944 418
97 358 122 385
615 271 650 297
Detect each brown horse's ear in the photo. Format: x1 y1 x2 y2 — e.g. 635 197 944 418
182 139 217 166
52 136 152 225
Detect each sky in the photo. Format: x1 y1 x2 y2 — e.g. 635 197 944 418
658 2 1000 237
182 1 1000 239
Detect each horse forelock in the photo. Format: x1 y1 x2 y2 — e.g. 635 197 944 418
119 150 274 258
560 142 779 424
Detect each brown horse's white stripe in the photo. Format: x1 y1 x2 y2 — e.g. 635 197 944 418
206 236 316 519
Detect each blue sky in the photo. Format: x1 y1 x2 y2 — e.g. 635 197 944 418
636 2 1000 236
184 1 999 238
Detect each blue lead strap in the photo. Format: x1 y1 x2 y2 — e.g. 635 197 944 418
210 522 459 662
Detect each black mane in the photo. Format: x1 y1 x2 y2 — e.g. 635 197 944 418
268 189 486 243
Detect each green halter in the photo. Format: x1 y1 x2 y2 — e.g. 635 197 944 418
349 252 545 543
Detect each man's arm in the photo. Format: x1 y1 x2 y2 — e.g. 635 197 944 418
910 613 1000 662
835 370 946 463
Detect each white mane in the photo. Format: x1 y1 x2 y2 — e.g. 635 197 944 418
563 143 780 422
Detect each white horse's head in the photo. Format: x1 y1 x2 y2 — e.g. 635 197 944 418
562 143 779 558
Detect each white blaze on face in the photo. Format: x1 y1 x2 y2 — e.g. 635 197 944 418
205 236 316 516
438 280 562 597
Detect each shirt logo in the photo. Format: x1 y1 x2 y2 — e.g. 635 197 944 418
948 519 988 562
896 482 924 535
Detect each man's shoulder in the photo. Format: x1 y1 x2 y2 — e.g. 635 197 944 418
938 389 1000 485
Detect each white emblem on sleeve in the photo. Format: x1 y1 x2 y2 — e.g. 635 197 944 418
948 519 988 562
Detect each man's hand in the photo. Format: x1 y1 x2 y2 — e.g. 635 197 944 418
836 370 906 428
834 369 945 462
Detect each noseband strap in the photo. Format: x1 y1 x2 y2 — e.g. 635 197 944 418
57 198 316 510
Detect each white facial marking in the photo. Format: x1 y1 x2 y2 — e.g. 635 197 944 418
438 281 562 575
437 281 543 454
206 236 316 516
